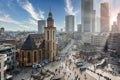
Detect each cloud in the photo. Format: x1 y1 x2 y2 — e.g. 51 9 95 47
28 18 37 26
17 0 44 20
65 0 79 15
0 0 44 31
0 13 19 24
0 12 37 31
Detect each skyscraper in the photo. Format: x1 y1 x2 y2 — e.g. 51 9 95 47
111 22 119 33
117 13 120 32
65 15 74 33
81 0 93 32
95 16 100 32
38 20 46 34
77 24 82 33
92 10 96 32
100 2 109 32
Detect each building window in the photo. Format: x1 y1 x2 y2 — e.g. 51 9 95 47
27 52 30 63
4 61 7 67
47 43 49 50
0 72 1 80
53 31 55 40
39 51 41 60
34 51 37 62
47 31 49 40
22 52 24 62
53 43 54 50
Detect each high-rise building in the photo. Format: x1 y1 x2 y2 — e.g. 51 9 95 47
45 10 56 61
38 20 46 34
95 16 100 32
77 24 82 33
65 15 74 33
100 2 110 32
81 0 93 32
111 22 119 33
92 10 96 32
117 13 120 32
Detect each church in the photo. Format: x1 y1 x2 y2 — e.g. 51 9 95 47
19 10 57 67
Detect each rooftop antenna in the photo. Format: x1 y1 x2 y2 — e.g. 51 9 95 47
50 6 51 12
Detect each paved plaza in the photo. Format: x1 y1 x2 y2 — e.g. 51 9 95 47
13 39 120 80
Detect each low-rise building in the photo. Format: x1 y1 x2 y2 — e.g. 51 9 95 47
107 33 120 53
111 22 119 33
0 44 17 70
91 33 108 47
81 33 93 43
57 33 68 44
0 54 7 80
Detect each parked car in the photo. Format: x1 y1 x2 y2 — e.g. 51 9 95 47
41 63 45 67
44 61 49 64
32 64 37 69
37 64 42 68
80 67 86 72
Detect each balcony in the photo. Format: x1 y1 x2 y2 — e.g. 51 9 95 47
4 65 7 70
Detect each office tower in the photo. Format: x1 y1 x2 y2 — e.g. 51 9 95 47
65 15 74 33
95 16 100 32
38 20 46 34
77 24 82 33
100 2 110 32
111 22 119 33
117 13 120 32
92 10 96 32
45 10 56 61
81 0 93 32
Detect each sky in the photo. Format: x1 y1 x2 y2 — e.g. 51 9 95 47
0 0 120 31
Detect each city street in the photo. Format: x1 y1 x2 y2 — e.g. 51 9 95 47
13 39 120 80
13 67 33 80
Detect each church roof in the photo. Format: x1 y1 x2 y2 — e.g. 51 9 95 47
21 35 37 50
39 40 45 49
21 34 44 50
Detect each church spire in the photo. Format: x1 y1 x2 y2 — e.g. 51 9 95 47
47 7 54 27
50 6 51 12
48 6 52 18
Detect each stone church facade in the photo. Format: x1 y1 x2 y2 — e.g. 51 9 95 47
19 11 57 67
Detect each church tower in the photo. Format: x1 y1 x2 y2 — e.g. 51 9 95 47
45 9 56 61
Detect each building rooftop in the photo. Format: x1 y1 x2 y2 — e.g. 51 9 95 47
0 43 14 51
0 54 7 60
21 34 44 50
